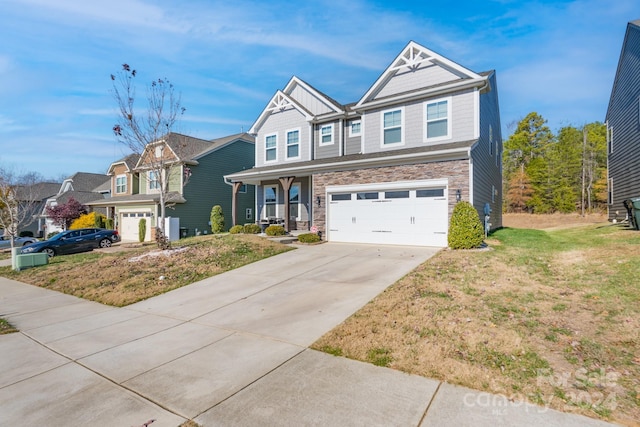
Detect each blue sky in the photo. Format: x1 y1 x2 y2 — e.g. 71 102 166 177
1 0 639 180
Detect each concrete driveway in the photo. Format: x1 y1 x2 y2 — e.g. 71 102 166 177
0 243 616 426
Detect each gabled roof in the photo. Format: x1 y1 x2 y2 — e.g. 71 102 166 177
356 41 484 108
135 132 213 169
107 153 140 175
13 182 60 201
249 90 314 134
283 76 344 114
606 19 640 121
192 132 255 160
59 172 110 194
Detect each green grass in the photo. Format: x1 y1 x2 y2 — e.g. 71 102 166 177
0 318 17 334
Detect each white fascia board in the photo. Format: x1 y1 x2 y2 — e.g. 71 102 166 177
284 76 344 114
356 78 486 112
356 41 483 108
249 90 313 135
224 146 470 184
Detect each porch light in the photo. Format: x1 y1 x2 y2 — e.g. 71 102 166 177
316 196 321 207
456 189 461 202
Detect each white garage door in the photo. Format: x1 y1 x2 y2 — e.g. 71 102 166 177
327 186 448 247
120 212 153 241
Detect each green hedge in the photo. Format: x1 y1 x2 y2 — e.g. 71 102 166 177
297 233 320 244
448 201 484 249
243 223 262 234
265 225 286 236
229 225 243 234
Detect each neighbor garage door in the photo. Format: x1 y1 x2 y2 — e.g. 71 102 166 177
327 184 448 247
120 212 153 241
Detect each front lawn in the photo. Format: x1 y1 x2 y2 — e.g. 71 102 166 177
0 234 292 307
313 223 640 425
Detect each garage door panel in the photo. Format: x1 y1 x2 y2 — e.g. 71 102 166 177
327 186 448 247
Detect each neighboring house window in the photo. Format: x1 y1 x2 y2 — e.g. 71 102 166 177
425 97 451 141
265 133 277 162
382 108 403 145
155 145 163 158
115 175 127 194
320 124 333 145
286 129 300 159
608 178 613 205
246 208 252 220
148 171 160 190
349 120 361 137
264 185 277 217
289 184 300 220
238 184 247 193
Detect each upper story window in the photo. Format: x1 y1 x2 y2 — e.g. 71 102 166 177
265 133 277 162
148 171 160 190
115 175 127 194
286 128 300 159
349 120 361 137
320 124 333 145
382 108 403 145
489 125 493 155
425 97 451 142
155 145 163 158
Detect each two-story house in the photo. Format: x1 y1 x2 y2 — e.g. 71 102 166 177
225 41 503 247
88 132 255 241
606 19 640 222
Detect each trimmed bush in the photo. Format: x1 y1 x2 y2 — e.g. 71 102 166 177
19 231 34 237
70 212 106 230
265 225 286 236
243 223 262 234
297 233 320 244
210 205 225 234
448 201 484 249
229 225 243 234
138 218 147 243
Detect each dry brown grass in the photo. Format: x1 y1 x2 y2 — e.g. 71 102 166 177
313 216 640 426
0 234 292 307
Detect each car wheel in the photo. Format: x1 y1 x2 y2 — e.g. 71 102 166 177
42 248 55 258
99 238 112 248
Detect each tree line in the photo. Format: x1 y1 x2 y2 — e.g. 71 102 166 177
502 112 607 214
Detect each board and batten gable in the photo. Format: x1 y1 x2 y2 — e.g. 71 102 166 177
471 72 503 230
287 83 336 116
361 88 476 154
606 20 640 220
372 62 464 100
255 106 311 167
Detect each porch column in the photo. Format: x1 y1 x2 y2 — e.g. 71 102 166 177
231 181 243 227
279 176 295 232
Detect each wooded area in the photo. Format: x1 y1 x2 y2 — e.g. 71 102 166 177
502 112 607 214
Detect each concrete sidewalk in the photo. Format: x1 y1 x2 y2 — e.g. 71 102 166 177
0 243 618 426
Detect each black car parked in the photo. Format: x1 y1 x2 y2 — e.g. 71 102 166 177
21 228 121 257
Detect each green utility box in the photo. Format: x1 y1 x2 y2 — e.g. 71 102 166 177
15 253 49 271
631 197 640 231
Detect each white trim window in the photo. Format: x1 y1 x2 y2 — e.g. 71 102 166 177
265 133 277 162
264 185 278 218
381 107 404 145
319 124 333 145
289 183 300 220
425 97 452 142
115 175 127 194
349 120 361 137
286 128 300 159
148 171 160 190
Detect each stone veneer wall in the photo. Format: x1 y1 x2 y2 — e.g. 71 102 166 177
312 159 470 234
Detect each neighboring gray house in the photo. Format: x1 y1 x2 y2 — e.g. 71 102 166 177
225 41 503 247
606 19 640 221
88 132 255 241
41 172 110 235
